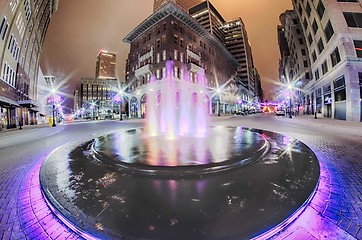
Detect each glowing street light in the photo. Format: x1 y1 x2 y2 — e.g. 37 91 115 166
287 84 293 118
217 88 221 116
51 88 57 127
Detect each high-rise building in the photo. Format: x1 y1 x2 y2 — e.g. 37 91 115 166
95 50 116 79
124 2 239 118
223 18 256 95
189 2 257 101
278 10 311 112
189 1 225 44
0 0 58 129
74 77 118 120
153 0 201 12
278 0 362 121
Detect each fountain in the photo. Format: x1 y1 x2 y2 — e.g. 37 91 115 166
39 60 320 240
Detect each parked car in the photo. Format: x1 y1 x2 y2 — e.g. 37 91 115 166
275 110 285 116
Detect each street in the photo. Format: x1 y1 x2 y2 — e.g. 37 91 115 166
0 113 361 239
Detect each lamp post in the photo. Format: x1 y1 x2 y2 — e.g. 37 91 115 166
287 84 292 118
51 88 56 127
217 88 221 116
119 90 123 121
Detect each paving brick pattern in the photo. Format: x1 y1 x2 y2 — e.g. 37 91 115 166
0 117 361 239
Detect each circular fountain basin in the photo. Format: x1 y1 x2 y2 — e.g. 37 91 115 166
40 127 320 240
92 127 269 176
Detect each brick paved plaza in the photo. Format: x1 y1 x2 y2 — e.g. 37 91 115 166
0 114 361 239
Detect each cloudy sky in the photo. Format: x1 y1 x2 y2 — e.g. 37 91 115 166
40 0 293 101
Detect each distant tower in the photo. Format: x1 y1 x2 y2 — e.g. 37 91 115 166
95 50 116 79
153 0 201 12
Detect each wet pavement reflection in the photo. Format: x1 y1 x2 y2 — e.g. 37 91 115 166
40 127 320 240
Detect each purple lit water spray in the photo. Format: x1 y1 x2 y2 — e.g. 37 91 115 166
145 60 209 139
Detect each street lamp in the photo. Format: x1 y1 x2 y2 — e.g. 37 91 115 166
287 84 292 118
51 88 56 127
119 90 123 121
217 88 221 116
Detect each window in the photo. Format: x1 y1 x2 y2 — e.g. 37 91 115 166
174 66 179 78
354 40 362 58
343 12 362 28
179 38 184 48
315 69 320 80
301 49 306 56
156 39 161 48
298 38 303 45
303 18 308 29
334 76 346 102
308 33 313 46
317 38 324 54
156 53 160 63
162 67 166 78
162 50 167 60
330 47 341 67
156 69 160 79
322 60 328 75
174 35 178 45
10 0 19 13
161 35 166 45
2 62 7 80
306 72 311 80
316 0 325 20
312 50 317 62
174 49 178 60
298 3 303 15
306 2 311 17
1 18 9 41
24 0 31 21
324 21 334 42
180 52 184 63
312 20 318 34
303 60 308 67
162 22 166 31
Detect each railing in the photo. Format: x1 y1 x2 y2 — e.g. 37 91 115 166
135 64 153 78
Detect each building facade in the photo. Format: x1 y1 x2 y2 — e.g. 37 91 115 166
153 0 201 12
74 77 119 120
223 18 256 97
279 0 362 121
189 2 258 103
95 50 116 80
124 2 239 118
0 0 58 129
278 10 311 113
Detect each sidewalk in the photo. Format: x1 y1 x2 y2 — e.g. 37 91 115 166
0 123 50 139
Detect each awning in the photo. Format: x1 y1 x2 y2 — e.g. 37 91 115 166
17 99 38 108
30 107 39 112
0 96 20 107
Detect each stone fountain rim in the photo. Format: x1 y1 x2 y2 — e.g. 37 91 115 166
91 127 271 177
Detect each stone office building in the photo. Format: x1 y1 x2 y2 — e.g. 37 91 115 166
0 0 58 129
279 0 362 121
123 2 239 118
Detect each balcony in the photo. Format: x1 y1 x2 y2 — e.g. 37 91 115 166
135 64 153 78
138 48 154 63
187 62 205 74
186 49 201 62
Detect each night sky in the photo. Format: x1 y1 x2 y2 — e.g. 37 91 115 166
40 0 293 102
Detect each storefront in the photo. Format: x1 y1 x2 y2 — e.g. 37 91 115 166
333 76 346 120
0 96 20 129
